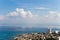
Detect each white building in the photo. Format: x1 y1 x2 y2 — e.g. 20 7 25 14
48 27 52 33
58 36 60 40
55 30 59 34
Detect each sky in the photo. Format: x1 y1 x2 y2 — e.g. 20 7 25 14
0 0 60 28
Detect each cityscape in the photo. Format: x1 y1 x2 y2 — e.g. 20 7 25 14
14 28 60 40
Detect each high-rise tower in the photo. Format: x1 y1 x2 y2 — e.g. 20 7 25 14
48 27 52 33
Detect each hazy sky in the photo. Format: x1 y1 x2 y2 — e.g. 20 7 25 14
0 0 60 28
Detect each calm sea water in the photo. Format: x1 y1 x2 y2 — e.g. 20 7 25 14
0 26 60 40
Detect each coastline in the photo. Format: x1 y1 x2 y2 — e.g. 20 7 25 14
14 28 60 40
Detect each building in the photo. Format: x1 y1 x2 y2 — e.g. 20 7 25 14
48 27 52 33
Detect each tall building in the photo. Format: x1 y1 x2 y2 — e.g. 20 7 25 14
48 27 52 33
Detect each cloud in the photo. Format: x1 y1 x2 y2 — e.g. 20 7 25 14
0 8 60 28
7 8 33 18
49 11 57 14
35 7 49 10
44 11 60 23
8 10 60 24
27 11 33 18
16 8 27 18
0 15 5 20
7 11 18 16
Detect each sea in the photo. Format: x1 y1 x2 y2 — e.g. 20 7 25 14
0 26 60 40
